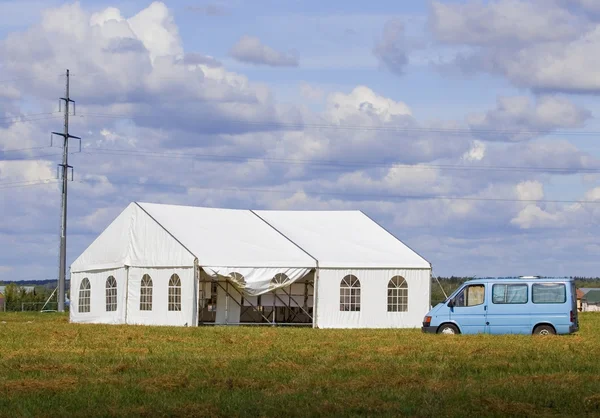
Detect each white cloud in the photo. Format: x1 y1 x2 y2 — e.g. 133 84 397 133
230 35 299 67
430 0 584 45
326 85 412 122
0 160 54 182
127 2 183 62
462 140 486 161
1 1 600 281
430 0 600 93
373 19 408 75
466 95 591 141
299 82 324 101
515 180 544 201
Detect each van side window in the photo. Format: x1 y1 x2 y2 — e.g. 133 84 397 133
454 284 485 307
492 284 528 304
532 283 566 304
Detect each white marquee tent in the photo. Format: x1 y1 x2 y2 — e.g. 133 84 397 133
70 202 431 328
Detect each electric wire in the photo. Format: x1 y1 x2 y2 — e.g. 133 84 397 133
78 147 600 174
77 112 600 137
70 176 600 205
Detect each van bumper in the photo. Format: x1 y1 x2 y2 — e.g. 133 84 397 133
421 325 437 333
569 324 579 333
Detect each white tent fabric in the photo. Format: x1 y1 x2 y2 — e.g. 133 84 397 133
254 210 430 269
71 202 431 328
202 266 312 296
71 203 195 272
126 267 196 326
138 203 316 268
70 268 127 324
315 268 430 328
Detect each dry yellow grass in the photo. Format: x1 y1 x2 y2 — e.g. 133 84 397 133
1 312 600 417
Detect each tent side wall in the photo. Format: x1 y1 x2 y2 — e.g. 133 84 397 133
315 268 431 329
126 267 195 326
70 268 127 324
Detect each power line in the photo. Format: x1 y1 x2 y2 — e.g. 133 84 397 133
78 147 600 174
0 112 58 122
1 152 64 161
1 115 63 126
0 74 62 85
73 176 600 205
0 179 58 190
1 146 49 153
77 112 600 137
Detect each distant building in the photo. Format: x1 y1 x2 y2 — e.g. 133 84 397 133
582 289 600 312
576 289 585 312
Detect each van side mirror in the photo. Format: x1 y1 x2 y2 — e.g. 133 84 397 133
447 299 455 308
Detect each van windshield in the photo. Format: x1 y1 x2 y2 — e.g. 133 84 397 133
454 284 485 307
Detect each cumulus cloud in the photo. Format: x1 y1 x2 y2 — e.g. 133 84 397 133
327 85 412 122
429 0 600 93
230 35 299 67
2 1 600 281
466 95 591 141
430 0 584 45
181 52 222 67
299 82 324 101
373 19 409 75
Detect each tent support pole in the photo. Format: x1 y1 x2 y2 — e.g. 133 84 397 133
194 260 199 326
312 267 319 328
225 281 229 325
41 286 58 312
124 266 129 325
215 281 273 325
273 292 309 322
279 287 313 321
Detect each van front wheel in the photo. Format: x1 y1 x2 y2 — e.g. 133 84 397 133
437 324 459 335
533 325 556 336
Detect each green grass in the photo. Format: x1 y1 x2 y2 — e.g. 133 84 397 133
1 313 600 417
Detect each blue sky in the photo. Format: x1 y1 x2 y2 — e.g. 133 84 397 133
1 0 600 281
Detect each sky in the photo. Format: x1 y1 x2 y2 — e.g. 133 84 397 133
1 0 600 281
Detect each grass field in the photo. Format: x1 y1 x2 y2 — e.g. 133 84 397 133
1 313 600 417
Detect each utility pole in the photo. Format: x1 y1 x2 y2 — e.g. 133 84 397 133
53 69 80 312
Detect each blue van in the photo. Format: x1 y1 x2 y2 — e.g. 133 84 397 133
422 277 579 335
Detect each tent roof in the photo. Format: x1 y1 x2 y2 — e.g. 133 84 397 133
72 202 431 272
255 210 430 269
137 202 316 268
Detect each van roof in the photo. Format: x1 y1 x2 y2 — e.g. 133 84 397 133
465 277 573 284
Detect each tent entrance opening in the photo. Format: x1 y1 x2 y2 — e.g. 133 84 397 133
197 271 314 326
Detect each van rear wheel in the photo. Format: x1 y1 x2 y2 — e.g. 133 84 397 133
533 325 556 336
437 324 459 335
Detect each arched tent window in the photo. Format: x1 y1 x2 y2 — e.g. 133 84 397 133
271 273 290 287
140 274 153 311
79 278 91 313
106 276 117 312
388 276 408 312
340 275 361 311
168 274 182 312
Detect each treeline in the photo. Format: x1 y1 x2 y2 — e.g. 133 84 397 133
1 283 61 311
430 276 600 306
0 280 64 289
